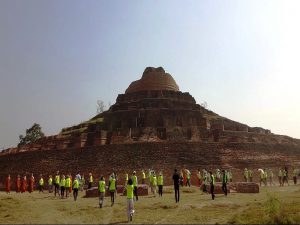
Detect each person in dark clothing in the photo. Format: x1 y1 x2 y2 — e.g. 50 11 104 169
209 171 215 200
172 169 180 203
222 170 228 196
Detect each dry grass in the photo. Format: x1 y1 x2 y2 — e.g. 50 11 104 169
0 185 300 224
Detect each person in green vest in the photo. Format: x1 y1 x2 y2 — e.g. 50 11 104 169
73 178 79 201
54 171 60 197
157 172 164 197
132 171 138 201
98 176 105 208
142 170 146 185
152 173 157 197
60 175 66 198
126 178 135 222
88 173 93 189
248 169 253 182
65 175 71 198
221 170 228 196
48 175 53 193
209 171 215 200
38 174 44 193
109 174 116 206
186 170 191 187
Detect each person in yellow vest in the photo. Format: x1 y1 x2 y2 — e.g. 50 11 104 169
38 174 44 193
132 171 138 201
54 171 60 197
126 178 135 222
60 175 66 199
157 172 163 197
98 176 105 208
109 174 116 206
152 173 157 197
209 171 215 200
142 170 146 184
65 175 71 198
88 173 93 189
73 178 79 201
48 175 53 193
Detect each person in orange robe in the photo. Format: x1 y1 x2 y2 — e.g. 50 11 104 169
6 174 11 193
21 175 27 193
29 173 35 193
16 175 21 193
69 174 72 194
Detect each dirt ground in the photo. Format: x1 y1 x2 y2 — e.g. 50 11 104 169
0 184 300 224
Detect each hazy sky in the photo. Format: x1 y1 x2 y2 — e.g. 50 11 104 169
0 0 299 148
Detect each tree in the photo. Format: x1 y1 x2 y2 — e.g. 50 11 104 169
96 100 106 114
18 123 45 146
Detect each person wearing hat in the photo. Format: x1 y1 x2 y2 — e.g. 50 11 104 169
131 171 138 201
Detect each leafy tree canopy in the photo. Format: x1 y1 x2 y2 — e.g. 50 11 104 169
18 123 45 146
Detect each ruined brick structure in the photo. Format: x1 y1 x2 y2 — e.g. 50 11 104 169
0 67 299 186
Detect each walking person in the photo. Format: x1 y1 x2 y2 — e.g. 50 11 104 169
221 170 228 196
132 171 138 201
73 178 79 201
126 178 135 222
209 171 215 200
172 169 180 203
6 174 11 194
60 175 66 198
65 175 71 198
98 176 105 208
54 171 60 197
157 172 163 197
38 175 44 193
48 175 53 193
109 174 116 206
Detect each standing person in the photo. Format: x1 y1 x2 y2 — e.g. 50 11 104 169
54 171 60 197
98 176 106 208
88 173 93 189
209 171 215 200
6 174 11 194
29 173 35 193
60 175 66 199
16 175 21 193
152 173 157 197
126 178 135 222
21 175 27 193
48 175 53 193
221 170 228 196
197 169 202 187
186 170 191 187
109 174 116 206
72 178 79 201
278 168 283 186
202 169 207 193
248 169 253 182
157 172 164 197
243 168 249 182
292 168 298 185
132 171 138 201
38 175 44 193
149 171 154 194
142 170 146 184
172 169 180 203
65 175 71 198
259 169 264 187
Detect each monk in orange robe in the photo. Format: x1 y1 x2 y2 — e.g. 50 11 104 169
21 176 27 193
16 175 21 193
29 173 35 193
6 174 11 193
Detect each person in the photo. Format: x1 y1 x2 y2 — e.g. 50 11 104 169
172 169 180 203
48 175 53 193
73 177 79 201
186 170 191 187
248 169 253 182
197 169 202 187
113 172 118 199
263 169 268 186
216 169 221 182
259 169 264 187
65 175 71 198
109 174 116 206
157 172 163 197
132 171 138 201
126 178 135 222
60 175 66 198
98 176 105 208
21 175 27 193
29 173 35 193
202 169 208 193
69 174 73 194
38 175 44 193
16 175 21 193
125 173 129 186
88 173 93 189
278 168 283 186
152 173 157 197
221 170 228 196
243 168 249 182
142 170 146 184
282 167 288 186
179 170 184 187
54 171 60 197
292 168 298 185
209 171 215 200
6 174 11 193
269 169 274 186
